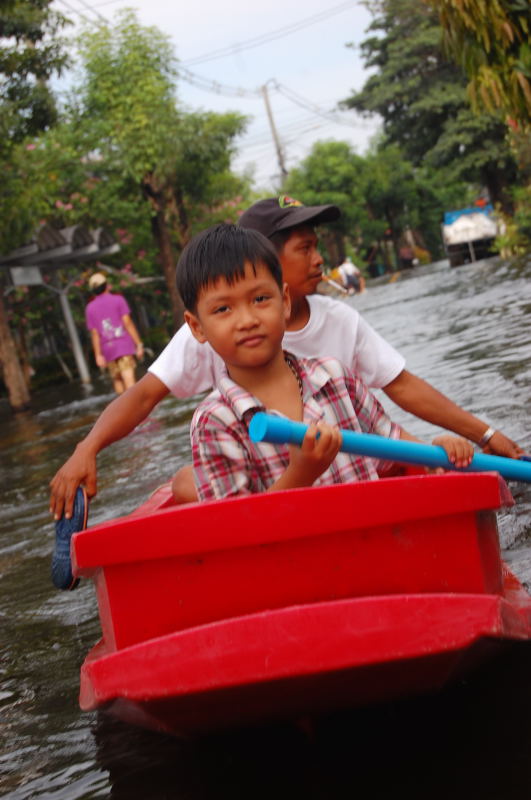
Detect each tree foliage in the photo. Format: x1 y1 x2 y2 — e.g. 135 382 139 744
0 0 69 157
284 142 367 233
77 10 179 184
342 0 518 210
1 9 249 328
425 0 531 125
0 0 70 409
0 5 253 406
283 140 371 264
283 138 470 263
0 0 71 251
70 10 247 325
423 0 530 255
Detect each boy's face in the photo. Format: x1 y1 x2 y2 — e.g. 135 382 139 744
277 225 323 301
185 261 290 371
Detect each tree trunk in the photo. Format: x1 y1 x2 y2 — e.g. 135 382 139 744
483 167 514 215
16 324 33 388
142 173 185 330
0 291 31 412
333 231 346 265
151 207 184 329
320 230 344 269
172 186 190 249
384 210 400 270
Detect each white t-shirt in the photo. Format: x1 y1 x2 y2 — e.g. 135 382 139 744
338 260 361 281
148 294 405 398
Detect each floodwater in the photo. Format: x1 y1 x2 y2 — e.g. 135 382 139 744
1 256 530 799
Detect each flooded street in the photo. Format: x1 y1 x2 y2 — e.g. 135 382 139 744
1 256 530 799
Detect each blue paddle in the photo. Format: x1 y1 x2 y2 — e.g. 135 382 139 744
249 412 531 483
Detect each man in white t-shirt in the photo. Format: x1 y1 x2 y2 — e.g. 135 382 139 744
49 195 523 518
337 256 364 294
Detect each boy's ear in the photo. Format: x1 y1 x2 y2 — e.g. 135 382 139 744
184 310 207 344
282 282 291 322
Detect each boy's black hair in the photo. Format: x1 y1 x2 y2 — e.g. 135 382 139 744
176 223 283 312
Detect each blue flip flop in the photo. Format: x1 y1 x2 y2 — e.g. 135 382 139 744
51 487 88 590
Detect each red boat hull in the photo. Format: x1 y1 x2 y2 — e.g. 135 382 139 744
72 473 531 736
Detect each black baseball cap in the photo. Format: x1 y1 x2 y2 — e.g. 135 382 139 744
238 195 341 239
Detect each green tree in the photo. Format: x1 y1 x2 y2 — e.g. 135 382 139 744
342 0 518 211
425 0 530 125
1 7 251 406
424 0 530 255
283 140 369 263
0 0 69 410
72 9 247 326
284 137 470 265
0 0 69 157
363 144 418 257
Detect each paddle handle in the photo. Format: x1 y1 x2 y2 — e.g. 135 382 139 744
249 413 531 482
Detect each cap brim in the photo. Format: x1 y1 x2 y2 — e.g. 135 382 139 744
275 204 340 233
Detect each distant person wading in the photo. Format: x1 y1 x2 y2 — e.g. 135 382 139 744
85 272 144 395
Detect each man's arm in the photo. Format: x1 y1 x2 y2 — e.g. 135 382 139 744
90 329 106 369
49 372 170 519
383 369 523 458
122 313 144 359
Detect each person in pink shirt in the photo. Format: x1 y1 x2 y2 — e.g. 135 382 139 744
85 272 144 394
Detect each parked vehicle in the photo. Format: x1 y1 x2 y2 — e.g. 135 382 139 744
442 205 499 267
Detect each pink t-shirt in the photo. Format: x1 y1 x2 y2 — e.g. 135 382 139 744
85 292 135 362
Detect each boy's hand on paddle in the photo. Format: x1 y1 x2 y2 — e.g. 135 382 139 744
287 421 342 485
432 434 474 469
49 443 97 521
482 430 524 459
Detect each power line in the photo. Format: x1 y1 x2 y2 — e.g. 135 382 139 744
55 0 358 64
52 0 371 184
178 70 372 132
178 68 261 99
88 0 124 8
53 0 363 131
275 82 363 129
244 113 331 147
73 0 108 21
284 120 333 140
178 68 371 134
55 0 119 11
181 1 358 67
232 103 364 146
55 0 97 23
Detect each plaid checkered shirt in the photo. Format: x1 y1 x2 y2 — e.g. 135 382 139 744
191 353 402 502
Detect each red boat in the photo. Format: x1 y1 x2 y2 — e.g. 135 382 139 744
72 472 531 737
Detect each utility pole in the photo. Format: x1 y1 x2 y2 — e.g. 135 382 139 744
261 82 288 180
58 285 91 384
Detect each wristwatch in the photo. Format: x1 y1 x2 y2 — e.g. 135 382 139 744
478 426 496 448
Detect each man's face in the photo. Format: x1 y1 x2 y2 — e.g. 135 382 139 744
277 225 324 301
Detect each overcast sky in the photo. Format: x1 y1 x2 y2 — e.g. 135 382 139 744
51 0 381 191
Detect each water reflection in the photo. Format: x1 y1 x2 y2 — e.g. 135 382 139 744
92 642 531 800
1 256 530 799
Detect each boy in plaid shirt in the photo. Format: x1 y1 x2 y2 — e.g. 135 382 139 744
177 224 473 502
